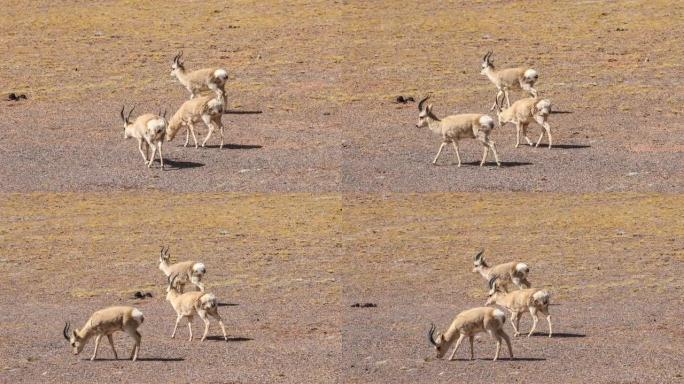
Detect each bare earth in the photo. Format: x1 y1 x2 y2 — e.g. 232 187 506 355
0 1 683 383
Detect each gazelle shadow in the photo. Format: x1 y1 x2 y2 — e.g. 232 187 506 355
153 159 204 169
204 144 262 150
530 332 586 338
205 335 252 342
460 161 533 167
87 357 184 362
217 302 239 307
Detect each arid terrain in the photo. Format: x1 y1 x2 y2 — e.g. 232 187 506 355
0 1 682 383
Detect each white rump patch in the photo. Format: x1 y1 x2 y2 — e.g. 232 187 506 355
536 99 552 116
214 69 228 80
131 308 144 323
479 115 494 129
533 290 550 304
524 69 538 82
193 263 206 274
200 293 217 309
149 119 166 134
493 308 505 321
515 263 529 274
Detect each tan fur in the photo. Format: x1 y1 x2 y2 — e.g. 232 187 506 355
158 246 205 293
416 96 501 167
171 52 228 100
473 250 530 292
486 280 553 338
427 307 513 361
481 51 539 110
166 275 227 341
166 93 225 149
496 97 553 148
64 306 143 361
120 108 167 169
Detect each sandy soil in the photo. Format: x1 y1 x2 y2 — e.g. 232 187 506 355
0 1 683 383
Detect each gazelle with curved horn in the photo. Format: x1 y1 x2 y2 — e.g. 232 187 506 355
171 51 228 100
165 273 228 342
494 95 554 148
427 306 513 361
472 250 531 292
481 51 539 110
158 245 206 293
120 105 168 168
415 95 501 167
63 306 144 361
485 277 553 338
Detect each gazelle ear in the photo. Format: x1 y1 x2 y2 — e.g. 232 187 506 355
439 334 445 342
427 104 433 113
72 330 78 338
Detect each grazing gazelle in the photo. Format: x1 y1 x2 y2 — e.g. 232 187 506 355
427 306 513 361
63 306 144 361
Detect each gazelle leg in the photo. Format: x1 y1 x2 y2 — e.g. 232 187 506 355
491 89 504 111
137 139 148 162
528 308 539 337
157 141 164 169
504 89 511 108
188 122 198 148
448 334 465 361
124 328 141 361
498 329 513 359
543 122 552 148
171 314 182 338
522 123 534 146
487 139 501 167
90 334 102 361
515 122 521 148
480 145 489 166
432 142 447 165
217 118 225 149
184 126 190 147
107 334 118 359
201 115 215 147
187 317 193 341
451 141 462 167
210 309 228 341
511 312 521 336
488 330 501 361
469 335 474 360
199 312 210 342
147 140 157 168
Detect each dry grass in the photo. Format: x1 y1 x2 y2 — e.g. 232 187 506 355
1 1 682 112
1 192 681 302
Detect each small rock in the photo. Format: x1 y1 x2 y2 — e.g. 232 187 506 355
395 96 415 104
7 93 27 101
132 291 152 299
351 302 377 308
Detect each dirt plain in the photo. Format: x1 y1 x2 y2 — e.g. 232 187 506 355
0 1 683 383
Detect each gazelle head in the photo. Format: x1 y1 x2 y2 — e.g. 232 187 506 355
472 249 487 272
166 273 183 299
120 105 135 139
159 245 171 265
171 51 185 75
416 95 436 128
426 323 448 358
63 322 85 355
480 51 494 74
485 277 503 306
